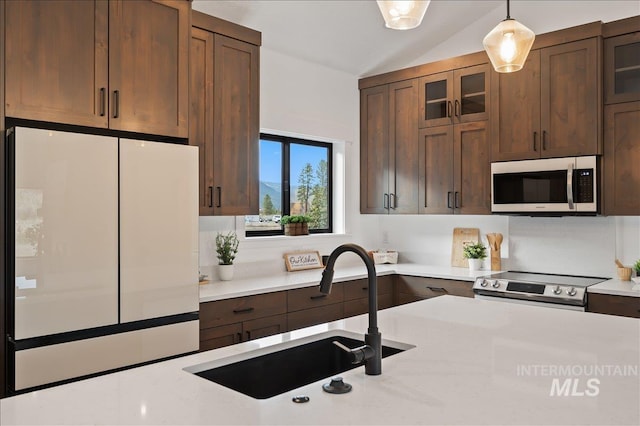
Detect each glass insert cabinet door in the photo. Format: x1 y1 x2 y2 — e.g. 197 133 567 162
419 63 490 128
605 32 640 104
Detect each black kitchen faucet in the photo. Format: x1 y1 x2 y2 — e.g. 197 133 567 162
319 243 381 375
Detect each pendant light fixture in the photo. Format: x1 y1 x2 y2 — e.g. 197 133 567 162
377 0 431 30
483 0 535 73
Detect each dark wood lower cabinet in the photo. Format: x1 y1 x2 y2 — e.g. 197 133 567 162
198 275 475 350
343 276 395 317
396 276 474 305
287 303 344 331
587 293 640 319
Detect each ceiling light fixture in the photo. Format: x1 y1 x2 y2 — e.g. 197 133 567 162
483 0 535 73
376 0 431 30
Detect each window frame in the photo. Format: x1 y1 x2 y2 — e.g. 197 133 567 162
246 133 333 237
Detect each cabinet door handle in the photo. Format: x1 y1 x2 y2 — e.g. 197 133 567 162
99 88 106 117
426 286 448 293
246 330 251 341
383 193 389 209
454 191 460 209
454 99 460 117
208 186 213 208
542 131 548 150
390 193 396 209
233 307 254 314
236 332 242 344
361 287 369 291
447 191 452 209
216 186 222 207
533 131 538 151
310 294 327 300
112 90 119 118
447 101 452 118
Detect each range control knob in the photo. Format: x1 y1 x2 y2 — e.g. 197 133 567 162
552 285 562 295
567 287 577 297
480 280 488 287
491 280 500 288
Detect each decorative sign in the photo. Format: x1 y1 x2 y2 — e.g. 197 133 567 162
283 251 323 272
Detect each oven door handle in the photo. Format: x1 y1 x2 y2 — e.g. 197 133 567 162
567 163 574 210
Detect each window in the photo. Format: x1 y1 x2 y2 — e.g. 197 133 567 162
246 133 332 236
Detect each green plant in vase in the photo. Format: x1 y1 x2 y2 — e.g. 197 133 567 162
215 231 239 281
281 214 311 236
463 242 487 271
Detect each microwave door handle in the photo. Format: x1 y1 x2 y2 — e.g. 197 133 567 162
567 163 575 210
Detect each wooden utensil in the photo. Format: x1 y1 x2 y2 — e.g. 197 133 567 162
486 233 503 271
615 258 625 268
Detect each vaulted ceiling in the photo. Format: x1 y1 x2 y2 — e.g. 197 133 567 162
192 1 638 78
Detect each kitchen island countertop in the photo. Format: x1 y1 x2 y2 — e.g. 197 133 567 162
588 278 640 298
1 296 638 425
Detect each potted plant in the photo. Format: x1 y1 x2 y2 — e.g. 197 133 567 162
281 214 311 236
216 231 239 281
633 259 640 284
463 242 487 271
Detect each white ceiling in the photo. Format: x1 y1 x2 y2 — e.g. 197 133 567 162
192 1 639 78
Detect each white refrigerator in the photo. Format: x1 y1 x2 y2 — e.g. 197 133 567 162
8 127 199 392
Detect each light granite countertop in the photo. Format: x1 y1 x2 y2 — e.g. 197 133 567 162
1 296 638 425
199 263 497 302
200 262 640 302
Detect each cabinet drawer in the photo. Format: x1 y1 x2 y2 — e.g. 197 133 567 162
587 293 640 319
243 314 288 341
343 275 393 301
200 291 287 329
200 323 243 351
396 276 473 299
287 303 344 331
344 293 394 318
287 284 344 312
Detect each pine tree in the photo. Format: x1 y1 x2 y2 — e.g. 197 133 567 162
296 163 314 214
310 160 328 228
262 194 276 215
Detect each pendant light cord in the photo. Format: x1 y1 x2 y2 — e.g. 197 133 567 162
506 0 511 19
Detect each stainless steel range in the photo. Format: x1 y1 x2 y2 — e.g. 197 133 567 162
473 271 608 311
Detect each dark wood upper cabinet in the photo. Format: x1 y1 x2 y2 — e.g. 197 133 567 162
419 64 490 128
5 0 109 128
189 13 260 216
604 32 640 104
212 34 260 216
4 0 189 138
419 121 491 215
360 85 390 214
603 101 640 216
360 80 419 214
108 0 189 137
492 38 601 161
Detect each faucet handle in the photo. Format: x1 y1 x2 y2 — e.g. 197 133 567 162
332 340 375 364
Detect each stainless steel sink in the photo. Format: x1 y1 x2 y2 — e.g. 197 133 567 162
184 330 414 399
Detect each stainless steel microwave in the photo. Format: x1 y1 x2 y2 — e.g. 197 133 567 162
491 156 598 215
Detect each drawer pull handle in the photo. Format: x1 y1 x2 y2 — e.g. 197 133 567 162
233 307 254 314
361 287 368 291
310 294 327 300
426 286 447 293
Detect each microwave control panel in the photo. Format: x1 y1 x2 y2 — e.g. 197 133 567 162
575 169 594 203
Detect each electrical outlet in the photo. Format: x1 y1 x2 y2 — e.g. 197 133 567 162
382 231 389 244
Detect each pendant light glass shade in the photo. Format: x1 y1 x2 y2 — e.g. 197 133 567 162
483 2 535 73
376 0 431 30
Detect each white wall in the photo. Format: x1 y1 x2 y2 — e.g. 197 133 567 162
199 5 640 282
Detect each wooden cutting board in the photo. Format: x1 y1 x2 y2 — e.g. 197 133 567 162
451 228 480 267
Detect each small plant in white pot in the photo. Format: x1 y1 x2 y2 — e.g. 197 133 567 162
633 259 640 284
216 231 239 281
463 242 487 271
